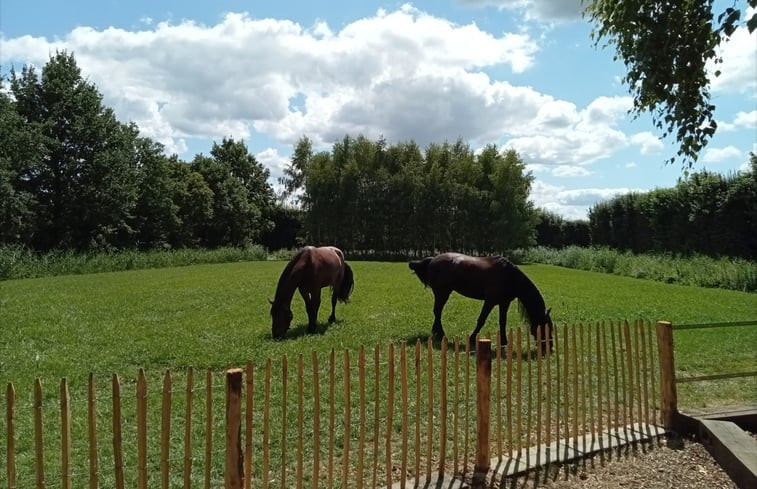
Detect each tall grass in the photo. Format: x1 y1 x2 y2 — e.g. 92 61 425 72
515 246 757 292
0 244 269 280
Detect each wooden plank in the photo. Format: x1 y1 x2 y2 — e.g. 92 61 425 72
34 379 45 489
357 347 365 489
243 364 251 489
87 374 99 489
385 344 395 489
225 368 244 489
112 375 125 489
6 383 17 489
137 369 148 489
297 355 304 489
439 337 447 476
185 367 195 489
341 350 350 489
61 378 71 489
204 369 213 489
161 370 172 489
311 353 321 489
281 356 288 489
262 361 271 489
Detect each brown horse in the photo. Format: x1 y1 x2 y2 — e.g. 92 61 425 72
409 252 553 350
270 246 354 339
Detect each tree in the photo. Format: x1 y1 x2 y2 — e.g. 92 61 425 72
10 51 139 250
584 0 757 168
0 81 43 246
192 138 275 247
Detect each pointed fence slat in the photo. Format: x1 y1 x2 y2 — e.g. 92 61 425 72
112 375 124 489
87 374 99 489
161 370 172 489
185 367 195 489
204 369 213 489
34 379 44 489
311 353 321 489
60 378 71 489
340 350 350 489
6 383 17 489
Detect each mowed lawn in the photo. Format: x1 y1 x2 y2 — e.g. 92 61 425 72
1 260 756 408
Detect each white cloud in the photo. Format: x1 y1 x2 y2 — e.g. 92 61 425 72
255 147 289 182
458 0 583 22
2 8 544 156
701 145 742 163
708 10 757 95
530 180 639 220
630 132 664 155
733 110 757 128
503 95 632 167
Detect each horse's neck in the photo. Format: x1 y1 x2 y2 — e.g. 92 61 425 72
273 269 300 307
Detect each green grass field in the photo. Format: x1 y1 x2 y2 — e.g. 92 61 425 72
1 261 755 487
1 260 755 403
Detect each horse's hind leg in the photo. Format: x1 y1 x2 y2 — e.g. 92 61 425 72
432 289 451 340
328 289 337 323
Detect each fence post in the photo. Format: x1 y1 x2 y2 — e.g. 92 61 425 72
655 321 678 430
473 338 492 487
225 368 244 489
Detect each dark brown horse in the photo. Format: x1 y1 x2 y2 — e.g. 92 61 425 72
270 246 354 339
409 252 553 349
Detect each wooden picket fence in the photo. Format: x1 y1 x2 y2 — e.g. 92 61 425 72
3 320 662 489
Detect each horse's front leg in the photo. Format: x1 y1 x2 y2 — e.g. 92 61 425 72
498 300 512 349
470 300 496 350
300 287 321 333
432 289 451 340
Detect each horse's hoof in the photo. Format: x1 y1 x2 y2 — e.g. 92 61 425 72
328 316 336 324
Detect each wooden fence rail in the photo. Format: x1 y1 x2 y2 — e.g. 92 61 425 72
3 320 663 489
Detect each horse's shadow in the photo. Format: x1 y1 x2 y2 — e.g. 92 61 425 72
266 320 338 341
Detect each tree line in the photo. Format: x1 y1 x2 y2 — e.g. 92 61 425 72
1 51 282 251
3 51 755 261
588 160 757 259
280 135 538 256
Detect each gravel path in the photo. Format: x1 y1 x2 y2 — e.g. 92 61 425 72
487 435 737 489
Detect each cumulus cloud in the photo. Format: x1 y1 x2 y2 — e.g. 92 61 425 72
255 147 289 182
630 132 664 155
458 0 583 22
503 95 632 166
2 7 546 157
708 8 757 95
530 180 640 220
701 145 743 163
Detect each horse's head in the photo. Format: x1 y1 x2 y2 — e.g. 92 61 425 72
270 300 293 339
530 307 554 352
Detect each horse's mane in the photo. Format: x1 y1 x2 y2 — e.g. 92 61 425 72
273 247 308 305
498 258 546 327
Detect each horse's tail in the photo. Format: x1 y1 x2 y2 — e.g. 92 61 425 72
408 257 433 287
336 262 354 303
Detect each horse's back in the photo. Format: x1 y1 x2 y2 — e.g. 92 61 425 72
428 253 509 299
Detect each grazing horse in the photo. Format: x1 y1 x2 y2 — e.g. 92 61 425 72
270 246 354 339
409 252 553 349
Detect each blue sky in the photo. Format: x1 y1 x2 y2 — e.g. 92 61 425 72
2 0 755 219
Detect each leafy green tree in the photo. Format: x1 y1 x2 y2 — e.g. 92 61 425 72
10 51 139 250
585 0 757 167
166 159 214 247
133 139 180 248
0 81 43 245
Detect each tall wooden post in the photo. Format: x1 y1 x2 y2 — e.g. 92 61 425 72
473 338 492 487
655 321 678 430
225 368 244 489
